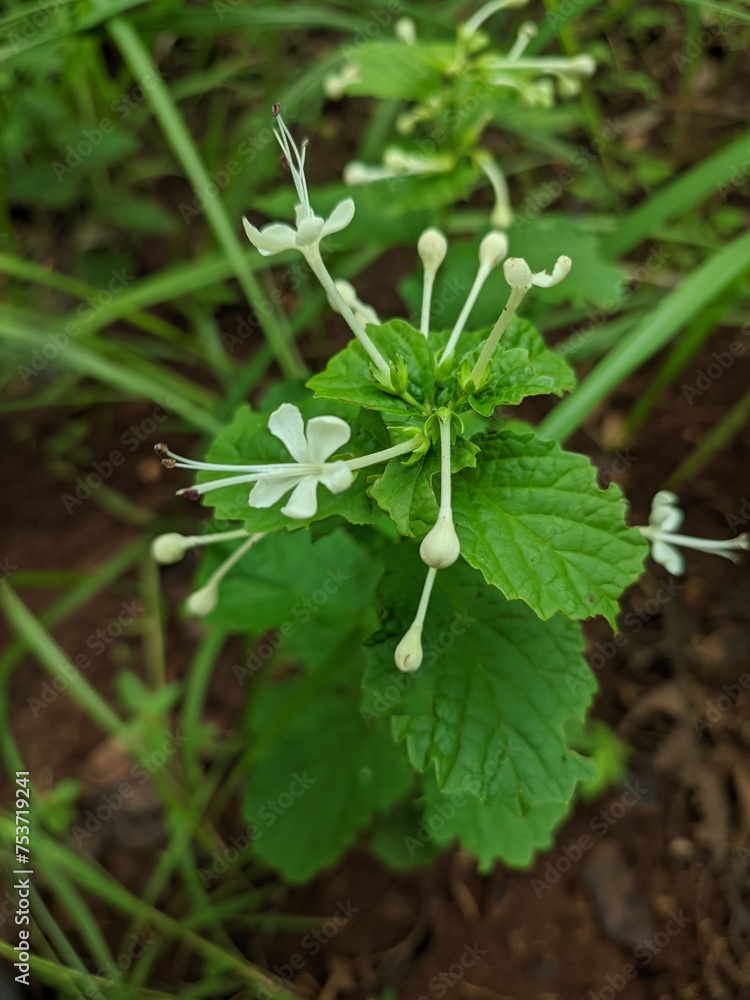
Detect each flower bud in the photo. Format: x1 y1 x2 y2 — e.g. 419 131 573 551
151 533 189 565
417 228 448 274
503 257 534 290
394 16 416 44
420 515 461 569
395 623 423 672
186 584 218 617
479 231 508 270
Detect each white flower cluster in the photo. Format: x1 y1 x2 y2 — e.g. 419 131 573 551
153 106 572 664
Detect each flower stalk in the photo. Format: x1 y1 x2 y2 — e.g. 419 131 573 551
420 413 460 569
467 254 571 389
440 231 508 364
186 533 266 616
395 567 438 672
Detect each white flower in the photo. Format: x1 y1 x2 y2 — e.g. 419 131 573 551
249 403 353 519
159 406 423 522
640 491 750 575
242 109 355 258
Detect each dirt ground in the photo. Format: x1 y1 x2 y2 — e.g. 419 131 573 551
3 315 750 999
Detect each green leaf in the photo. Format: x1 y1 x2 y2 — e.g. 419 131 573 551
434 318 575 414
199 529 382 651
421 772 571 870
357 159 481 216
196 403 383 531
363 552 596 807
370 437 479 537
370 794 442 871
453 425 647 625
243 681 413 883
345 42 446 101
307 319 435 417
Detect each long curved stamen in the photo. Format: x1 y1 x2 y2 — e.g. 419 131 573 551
272 109 311 213
346 436 422 471
642 527 749 562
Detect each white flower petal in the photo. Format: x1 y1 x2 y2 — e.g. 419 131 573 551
295 215 326 246
242 219 297 256
268 403 310 463
319 461 354 495
651 540 684 575
248 474 302 509
650 491 684 532
304 415 351 463
281 476 319 520
321 198 355 237
531 255 572 288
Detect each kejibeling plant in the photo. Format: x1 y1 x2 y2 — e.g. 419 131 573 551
151 109 748 881
324 0 595 227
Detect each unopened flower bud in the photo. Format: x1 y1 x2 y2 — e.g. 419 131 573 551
395 622 423 672
394 16 416 44
151 533 189 564
479 231 508 270
186 584 218 618
504 257 534 290
418 228 448 275
420 515 461 569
